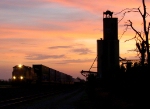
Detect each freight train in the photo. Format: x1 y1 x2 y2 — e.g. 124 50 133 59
12 64 74 84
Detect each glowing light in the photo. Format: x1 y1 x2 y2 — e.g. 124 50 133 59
13 76 16 79
20 76 23 80
18 64 22 68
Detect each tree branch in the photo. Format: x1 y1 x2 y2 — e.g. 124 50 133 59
147 22 150 36
124 36 136 42
128 20 144 41
138 7 143 16
115 8 139 23
119 25 129 39
142 0 147 36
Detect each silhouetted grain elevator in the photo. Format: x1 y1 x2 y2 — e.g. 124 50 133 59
97 10 119 79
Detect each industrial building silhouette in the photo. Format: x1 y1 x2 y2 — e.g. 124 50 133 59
97 10 119 79
81 10 119 80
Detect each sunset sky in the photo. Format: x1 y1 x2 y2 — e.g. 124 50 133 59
1 0 150 80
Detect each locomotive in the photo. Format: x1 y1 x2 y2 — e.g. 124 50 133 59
12 64 74 84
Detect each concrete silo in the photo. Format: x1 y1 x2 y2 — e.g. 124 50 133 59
97 10 119 79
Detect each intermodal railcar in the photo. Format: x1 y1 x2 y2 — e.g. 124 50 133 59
12 64 74 84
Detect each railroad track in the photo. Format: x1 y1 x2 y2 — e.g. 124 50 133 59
0 85 12 88
0 91 55 108
0 89 64 109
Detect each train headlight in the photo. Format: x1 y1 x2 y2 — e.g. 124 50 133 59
13 76 16 79
20 76 24 80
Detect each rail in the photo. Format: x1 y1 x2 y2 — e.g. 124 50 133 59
0 88 64 108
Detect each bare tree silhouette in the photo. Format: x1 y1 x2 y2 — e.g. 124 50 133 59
116 0 150 66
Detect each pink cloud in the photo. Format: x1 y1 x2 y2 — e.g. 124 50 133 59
43 0 150 14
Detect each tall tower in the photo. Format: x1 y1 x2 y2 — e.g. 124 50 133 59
97 10 119 79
